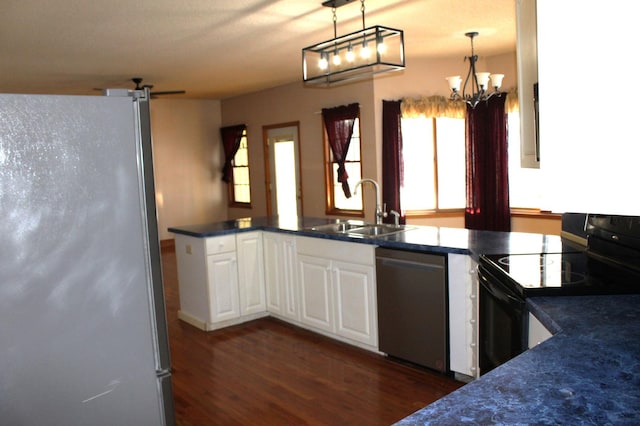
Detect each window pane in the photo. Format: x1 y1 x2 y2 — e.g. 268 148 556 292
230 132 251 205
234 137 248 166
333 162 363 210
435 118 466 209
400 117 436 210
233 167 251 203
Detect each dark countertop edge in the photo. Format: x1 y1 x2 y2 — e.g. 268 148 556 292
167 216 567 258
167 220 473 256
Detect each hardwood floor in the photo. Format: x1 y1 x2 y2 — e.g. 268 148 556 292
162 248 463 425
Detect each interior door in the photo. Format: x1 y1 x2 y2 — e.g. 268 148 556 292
263 123 302 220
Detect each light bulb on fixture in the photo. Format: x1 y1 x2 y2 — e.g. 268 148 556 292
446 32 504 108
361 40 371 59
332 48 341 66
346 43 355 62
376 35 386 54
319 52 329 70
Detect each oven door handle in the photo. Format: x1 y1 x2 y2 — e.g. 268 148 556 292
478 269 524 308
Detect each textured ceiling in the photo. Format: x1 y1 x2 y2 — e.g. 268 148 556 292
0 0 516 99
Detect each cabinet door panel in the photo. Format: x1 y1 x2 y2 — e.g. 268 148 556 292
207 253 240 323
263 233 283 315
236 232 266 316
282 237 299 321
333 261 377 346
298 254 333 332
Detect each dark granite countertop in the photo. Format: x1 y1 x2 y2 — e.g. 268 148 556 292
167 216 565 259
397 294 640 425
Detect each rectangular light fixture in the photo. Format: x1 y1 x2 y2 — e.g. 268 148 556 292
302 2 405 86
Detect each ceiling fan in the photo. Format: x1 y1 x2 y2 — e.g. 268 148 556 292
131 77 186 98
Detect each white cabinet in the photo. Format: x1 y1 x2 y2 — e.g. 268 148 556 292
516 0 539 169
174 232 267 331
298 254 333 332
333 260 376 346
206 250 240 323
263 232 299 321
537 1 640 215
528 312 552 349
236 231 266 316
296 236 377 349
448 253 479 379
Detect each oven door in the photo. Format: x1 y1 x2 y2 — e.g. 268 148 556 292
478 264 528 376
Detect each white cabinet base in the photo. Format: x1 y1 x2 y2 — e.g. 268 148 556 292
178 310 268 331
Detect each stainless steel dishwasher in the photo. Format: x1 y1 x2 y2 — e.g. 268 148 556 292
376 247 448 373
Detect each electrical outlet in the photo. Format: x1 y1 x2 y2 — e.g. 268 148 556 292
186 244 192 254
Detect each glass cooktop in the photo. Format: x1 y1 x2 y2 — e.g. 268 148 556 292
481 252 640 296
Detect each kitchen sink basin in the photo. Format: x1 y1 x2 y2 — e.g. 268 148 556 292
347 224 414 237
306 221 414 238
306 222 364 234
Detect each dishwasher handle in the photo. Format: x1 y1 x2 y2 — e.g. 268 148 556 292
377 257 444 271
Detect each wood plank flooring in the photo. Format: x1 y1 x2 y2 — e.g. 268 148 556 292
162 247 463 425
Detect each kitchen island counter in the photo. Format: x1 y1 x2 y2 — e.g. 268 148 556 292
396 294 640 425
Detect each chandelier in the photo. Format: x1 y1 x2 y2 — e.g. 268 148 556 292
445 32 504 108
302 0 405 86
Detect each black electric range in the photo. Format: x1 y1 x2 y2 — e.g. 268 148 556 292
480 250 640 297
478 214 640 375
480 214 640 298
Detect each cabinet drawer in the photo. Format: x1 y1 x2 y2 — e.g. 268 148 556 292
296 236 374 266
205 234 236 255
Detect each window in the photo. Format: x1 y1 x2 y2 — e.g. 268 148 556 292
400 116 466 213
324 117 363 215
228 129 251 206
401 112 543 215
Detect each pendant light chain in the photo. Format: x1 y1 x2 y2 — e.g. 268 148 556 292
360 0 366 29
332 6 338 38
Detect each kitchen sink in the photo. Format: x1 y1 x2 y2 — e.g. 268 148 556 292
306 222 364 234
306 221 414 238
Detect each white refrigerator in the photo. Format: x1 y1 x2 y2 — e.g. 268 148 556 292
0 89 174 425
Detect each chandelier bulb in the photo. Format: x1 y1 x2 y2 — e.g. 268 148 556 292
346 43 355 62
361 41 371 59
319 52 329 70
490 73 504 90
332 52 341 66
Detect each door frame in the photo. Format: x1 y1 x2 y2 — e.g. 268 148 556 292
262 121 303 217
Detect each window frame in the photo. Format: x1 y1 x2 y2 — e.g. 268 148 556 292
227 129 252 208
323 116 364 217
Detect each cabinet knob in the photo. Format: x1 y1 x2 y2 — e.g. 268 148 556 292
470 343 477 348
469 294 477 300
469 319 476 324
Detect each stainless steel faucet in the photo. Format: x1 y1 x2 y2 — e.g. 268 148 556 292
354 178 386 224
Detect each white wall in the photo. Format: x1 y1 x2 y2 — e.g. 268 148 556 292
221 52 521 227
150 99 225 240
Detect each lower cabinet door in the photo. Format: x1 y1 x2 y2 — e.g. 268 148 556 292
206 252 240 323
236 231 266 316
333 261 377 347
298 254 334 333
